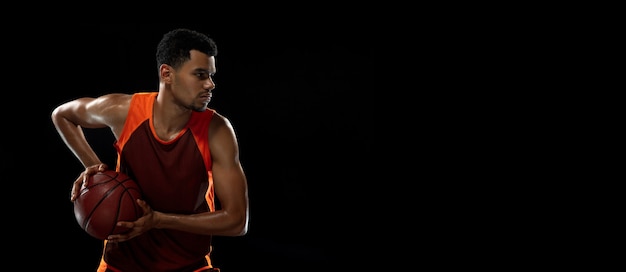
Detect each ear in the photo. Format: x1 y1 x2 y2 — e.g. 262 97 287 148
159 64 173 83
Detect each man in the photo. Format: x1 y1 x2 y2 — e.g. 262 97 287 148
51 28 249 272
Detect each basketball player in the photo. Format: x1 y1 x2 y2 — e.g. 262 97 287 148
51 28 249 272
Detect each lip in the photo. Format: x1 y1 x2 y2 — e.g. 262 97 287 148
200 94 212 102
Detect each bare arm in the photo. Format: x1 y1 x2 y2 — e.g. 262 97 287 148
155 113 249 236
50 93 131 200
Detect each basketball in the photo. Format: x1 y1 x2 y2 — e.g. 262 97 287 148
73 170 143 240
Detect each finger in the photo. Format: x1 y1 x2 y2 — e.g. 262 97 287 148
71 187 78 201
136 199 151 213
70 176 82 201
116 221 134 228
106 235 122 242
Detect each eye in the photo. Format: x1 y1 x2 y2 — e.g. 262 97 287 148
195 72 212 80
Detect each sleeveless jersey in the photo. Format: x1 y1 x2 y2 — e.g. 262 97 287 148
97 92 217 272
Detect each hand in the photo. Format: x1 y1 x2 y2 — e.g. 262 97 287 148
70 163 108 201
106 199 156 243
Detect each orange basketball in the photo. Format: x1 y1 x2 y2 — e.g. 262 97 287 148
73 171 143 240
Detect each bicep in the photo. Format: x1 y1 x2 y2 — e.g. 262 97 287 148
210 116 248 211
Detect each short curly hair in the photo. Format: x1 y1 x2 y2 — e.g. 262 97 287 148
156 28 218 71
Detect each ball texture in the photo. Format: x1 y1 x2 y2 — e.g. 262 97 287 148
73 170 143 240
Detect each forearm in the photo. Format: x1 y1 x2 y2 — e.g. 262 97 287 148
53 116 102 168
155 210 248 237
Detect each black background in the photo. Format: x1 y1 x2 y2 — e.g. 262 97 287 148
2 23 388 271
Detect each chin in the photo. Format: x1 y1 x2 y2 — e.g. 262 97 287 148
191 105 208 112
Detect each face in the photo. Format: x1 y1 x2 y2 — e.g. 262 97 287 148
171 50 217 112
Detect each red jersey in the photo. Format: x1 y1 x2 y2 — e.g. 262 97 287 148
97 92 217 272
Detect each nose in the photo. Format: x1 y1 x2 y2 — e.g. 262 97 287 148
204 77 216 91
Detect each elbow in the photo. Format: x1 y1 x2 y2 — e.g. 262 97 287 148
50 107 60 125
227 210 249 236
233 212 249 236
232 226 247 237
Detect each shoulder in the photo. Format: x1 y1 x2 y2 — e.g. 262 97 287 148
208 111 240 154
208 111 238 138
84 93 135 129
94 93 133 104
95 93 133 114
209 111 233 128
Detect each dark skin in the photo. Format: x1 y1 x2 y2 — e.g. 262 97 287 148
51 50 249 242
